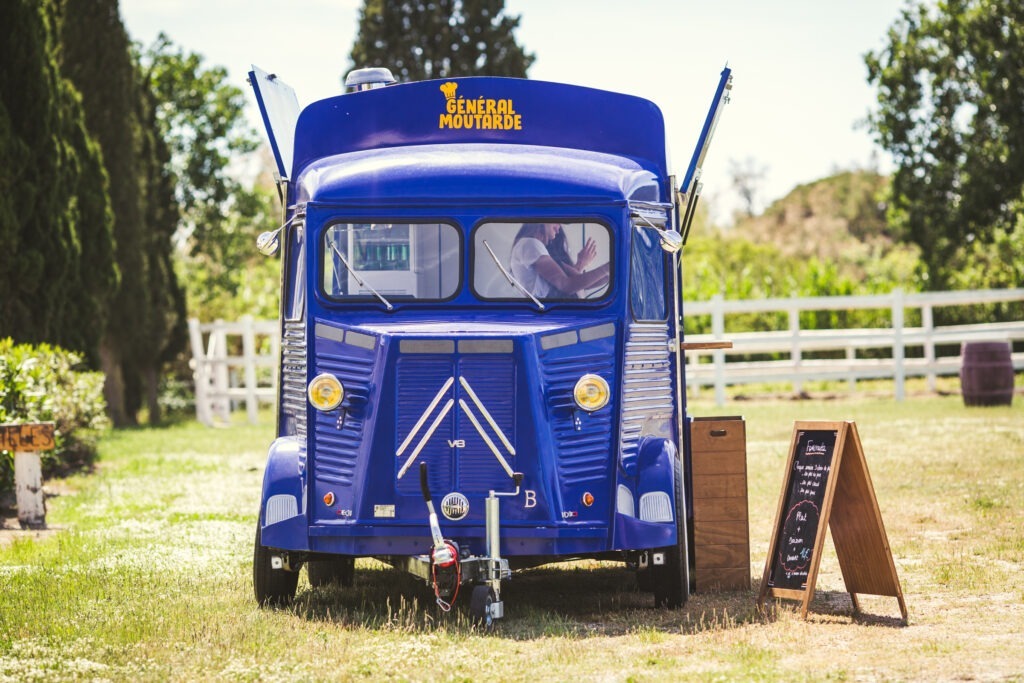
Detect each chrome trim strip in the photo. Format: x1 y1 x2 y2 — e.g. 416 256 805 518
346 330 376 350
397 398 455 479
400 339 454 354
623 384 672 393
459 399 515 478
314 323 345 343
623 404 673 413
540 330 578 350
458 340 513 354
395 376 455 456
459 377 516 455
580 323 615 342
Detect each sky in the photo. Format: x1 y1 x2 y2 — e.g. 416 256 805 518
120 0 905 223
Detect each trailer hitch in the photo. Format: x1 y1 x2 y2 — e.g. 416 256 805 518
417 463 521 624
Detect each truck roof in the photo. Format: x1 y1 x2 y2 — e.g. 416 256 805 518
294 143 661 206
291 77 669 186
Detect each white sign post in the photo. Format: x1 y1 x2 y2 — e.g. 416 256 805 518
1 423 55 529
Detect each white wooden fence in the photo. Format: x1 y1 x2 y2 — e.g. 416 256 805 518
683 288 1024 405
188 316 278 426
188 288 1023 421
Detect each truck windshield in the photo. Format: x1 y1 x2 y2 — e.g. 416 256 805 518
322 222 460 301
473 221 612 301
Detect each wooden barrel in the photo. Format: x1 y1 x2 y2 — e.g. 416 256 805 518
960 342 1014 406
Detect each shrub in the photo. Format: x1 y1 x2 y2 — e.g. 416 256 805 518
0 339 109 497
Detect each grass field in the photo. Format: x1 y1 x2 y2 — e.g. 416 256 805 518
1 395 1022 681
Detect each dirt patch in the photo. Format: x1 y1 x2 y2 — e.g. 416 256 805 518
0 516 60 549
0 496 63 548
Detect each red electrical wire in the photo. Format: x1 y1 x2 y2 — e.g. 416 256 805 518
431 542 461 611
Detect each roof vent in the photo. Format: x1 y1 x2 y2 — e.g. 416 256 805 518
344 67 397 93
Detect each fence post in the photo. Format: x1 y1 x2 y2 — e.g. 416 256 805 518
211 320 230 423
892 288 906 402
242 315 259 424
923 302 936 393
188 319 212 427
846 345 856 395
712 294 726 406
789 305 802 395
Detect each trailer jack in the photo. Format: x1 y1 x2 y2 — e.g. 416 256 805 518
414 463 522 625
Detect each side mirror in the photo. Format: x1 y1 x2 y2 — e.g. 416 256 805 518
659 229 684 254
256 230 281 256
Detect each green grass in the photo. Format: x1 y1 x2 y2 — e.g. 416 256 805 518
1 396 1022 681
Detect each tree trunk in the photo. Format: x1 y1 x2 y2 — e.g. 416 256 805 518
99 337 130 427
144 364 162 425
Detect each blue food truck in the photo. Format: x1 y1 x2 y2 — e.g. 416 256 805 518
248 64 732 624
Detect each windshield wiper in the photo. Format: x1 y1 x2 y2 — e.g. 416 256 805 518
329 242 394 311
482 240 544 311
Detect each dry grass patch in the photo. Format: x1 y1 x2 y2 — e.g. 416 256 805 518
0 397 1021 681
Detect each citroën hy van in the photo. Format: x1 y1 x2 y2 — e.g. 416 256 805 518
248 64 732 624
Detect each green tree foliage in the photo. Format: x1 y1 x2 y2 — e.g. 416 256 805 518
0 0 118 361
681 233 918 336
177 182 282 322
136 35 259 258
0 339 109 496
865 0 1024 291
681 170 925 336
136 35 279 323
132 62 188 423
58 0 186 426
349 0 534 81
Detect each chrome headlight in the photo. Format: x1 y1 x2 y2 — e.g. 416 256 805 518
308 373 344 411
573 374 610 412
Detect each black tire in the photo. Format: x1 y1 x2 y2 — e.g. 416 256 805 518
253 524 299 607
307 556 355 588
469 585 496 627
652 454 689 608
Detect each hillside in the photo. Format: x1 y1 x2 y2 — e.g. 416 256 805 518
682 170 922 304
730 170 897 262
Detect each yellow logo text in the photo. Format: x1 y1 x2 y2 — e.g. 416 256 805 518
438 82 522 131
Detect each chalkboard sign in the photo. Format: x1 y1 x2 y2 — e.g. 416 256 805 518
758 421 907 622
766 429 837 590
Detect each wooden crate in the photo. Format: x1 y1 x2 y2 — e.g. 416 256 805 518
691 416 750 592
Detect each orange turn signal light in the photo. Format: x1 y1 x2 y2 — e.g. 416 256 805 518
323 492 336 507
582 492 595 507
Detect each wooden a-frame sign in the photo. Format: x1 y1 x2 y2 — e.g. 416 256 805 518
757 421 907 622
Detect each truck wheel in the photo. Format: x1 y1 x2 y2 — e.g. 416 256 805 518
469 585 496 627
652 455 689 608
253 525 299 607
307 556 355 588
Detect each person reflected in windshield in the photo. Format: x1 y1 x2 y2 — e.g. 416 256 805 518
510 222 609 298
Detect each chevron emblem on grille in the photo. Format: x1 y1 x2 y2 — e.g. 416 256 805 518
396 376 515 479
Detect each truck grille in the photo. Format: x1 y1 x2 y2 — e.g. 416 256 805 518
394 349 517 495
312 329 376 487
619 321 673 463
540 351 615 487
281 320 307 437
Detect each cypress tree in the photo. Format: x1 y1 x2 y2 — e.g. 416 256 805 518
0 0 117 358
349 0 534 81
133 67 187 424
58 0 185 425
